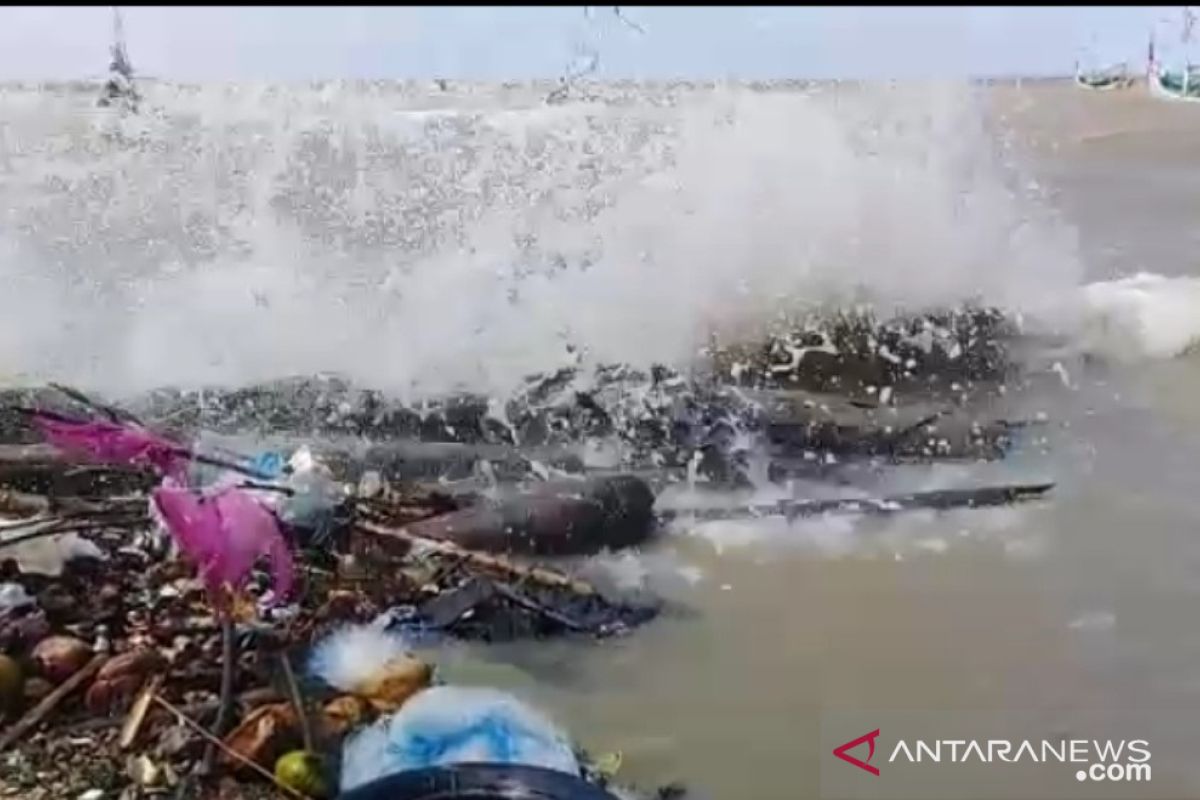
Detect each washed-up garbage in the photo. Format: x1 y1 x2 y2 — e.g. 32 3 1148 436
274 446 349 546
0 583 34 613
341 764 624 800
0 337 1056 799
0 526 105 578
304 624 611 796
339 686 582 792
0 385 666 799
292 623 648 798
402 475 656 556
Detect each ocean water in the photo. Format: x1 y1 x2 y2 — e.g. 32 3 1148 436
5 78 1200 798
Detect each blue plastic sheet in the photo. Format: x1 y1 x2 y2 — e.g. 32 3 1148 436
340 686 581 793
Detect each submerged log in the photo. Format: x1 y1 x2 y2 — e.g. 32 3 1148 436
400 475 656 556
664 482 1055 523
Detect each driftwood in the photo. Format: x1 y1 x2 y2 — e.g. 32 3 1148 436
278 652 315 753
64 688 287 736
151 694 305 798
355 519 595 597
662 482 1056 523
398 475 656 556
0 652 109 753
201 616 237 775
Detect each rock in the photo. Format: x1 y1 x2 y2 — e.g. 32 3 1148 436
0 653 23 712
126 754 163 788
0 610 50 651
31 635 93 684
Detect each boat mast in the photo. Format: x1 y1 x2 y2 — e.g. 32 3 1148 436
110 6 133 81
98 5 138 112
1183 6 1195 94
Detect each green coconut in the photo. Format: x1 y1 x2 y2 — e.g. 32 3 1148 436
274 750 331 799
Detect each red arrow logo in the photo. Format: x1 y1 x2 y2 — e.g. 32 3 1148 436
833 729 881 776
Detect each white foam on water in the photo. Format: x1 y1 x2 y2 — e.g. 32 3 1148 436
674 504 1045 561
306 623 414 692
0 80 1082 400
1074 272 1200 362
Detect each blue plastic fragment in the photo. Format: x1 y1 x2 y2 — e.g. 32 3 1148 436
250 451 286 479
339 687 581 792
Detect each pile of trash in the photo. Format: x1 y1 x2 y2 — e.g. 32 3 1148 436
0 308 1058 798
0 386 671 799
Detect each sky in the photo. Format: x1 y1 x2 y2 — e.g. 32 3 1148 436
0 6 1187 82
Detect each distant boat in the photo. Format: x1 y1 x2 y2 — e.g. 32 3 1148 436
1073 33 1134 91
1149 63 1200 100
1147 7 1200 102
1074 62 1134 91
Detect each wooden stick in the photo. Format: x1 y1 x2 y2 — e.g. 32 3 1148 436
0 489 145 519
0 653 109 752
63 689 286 735
0 516 148 551
355 519 594 596
0 489 50 516
882 411 947 451
49 382 131 424
150 695 306 799
661 482 1056 523
0 443 73 464
119 674 163 750
201 615 237 775
278 652 314 753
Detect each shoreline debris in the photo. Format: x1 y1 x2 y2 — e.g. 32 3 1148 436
0 309 1059 796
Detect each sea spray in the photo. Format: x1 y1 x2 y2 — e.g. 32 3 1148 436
0 80 1080 399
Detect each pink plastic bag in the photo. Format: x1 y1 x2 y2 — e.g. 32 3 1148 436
152 482 294 604
33 413 186 479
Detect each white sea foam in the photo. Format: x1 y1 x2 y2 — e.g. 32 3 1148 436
1076 272 1200 362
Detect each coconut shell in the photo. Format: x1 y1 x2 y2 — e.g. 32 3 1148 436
31 635 93 684
353 655 433 713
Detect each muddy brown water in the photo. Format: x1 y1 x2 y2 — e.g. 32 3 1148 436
437 83 1200 800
